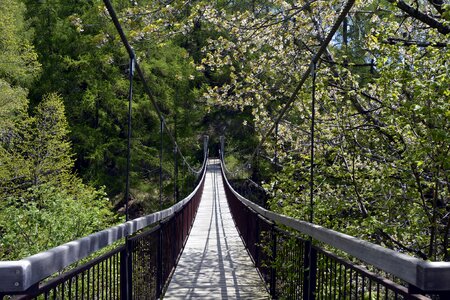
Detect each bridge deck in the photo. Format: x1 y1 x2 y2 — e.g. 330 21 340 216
164 159 269 299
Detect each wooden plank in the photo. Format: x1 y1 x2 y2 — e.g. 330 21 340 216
164 159 269 299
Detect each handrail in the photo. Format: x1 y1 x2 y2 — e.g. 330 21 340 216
220 157 450 293
0 148 208 294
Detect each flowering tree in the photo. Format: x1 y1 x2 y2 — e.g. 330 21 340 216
190 0 450 260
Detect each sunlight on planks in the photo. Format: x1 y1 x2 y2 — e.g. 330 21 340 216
164 159 269 299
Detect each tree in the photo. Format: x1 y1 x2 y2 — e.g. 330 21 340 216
194 0 450 260
0 93 117 260
0 0 41 88
28 93 73 186
22 0 207 211
0 1 117 259
0 0 41 201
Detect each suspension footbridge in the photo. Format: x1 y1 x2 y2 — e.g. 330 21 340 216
164 160 268 299
1 0 450 298
1 150 450 299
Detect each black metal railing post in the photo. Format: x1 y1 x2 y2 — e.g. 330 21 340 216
120 238 133 300
181 205 185 244
270 225 277 298
255 214 260 267
126 238 133 300
120 248 127 299
156 225 163 298
160 119 163 211
303 240 317 300
172 212 177 265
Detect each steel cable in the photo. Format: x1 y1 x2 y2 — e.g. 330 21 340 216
231 0 356 174
103 0 203 176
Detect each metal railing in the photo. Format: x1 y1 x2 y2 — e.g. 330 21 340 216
0 148 208 299
220 157 450 299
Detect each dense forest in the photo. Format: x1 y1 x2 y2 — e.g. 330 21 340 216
0 0 449 262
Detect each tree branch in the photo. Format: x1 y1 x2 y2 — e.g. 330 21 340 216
376 228 428 260
386 0 450 35
427 0 445 15
386 37 448 48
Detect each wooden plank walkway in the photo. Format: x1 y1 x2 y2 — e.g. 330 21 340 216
164 159 269 299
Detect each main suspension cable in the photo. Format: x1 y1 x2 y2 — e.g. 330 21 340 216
103 0 204 175
233 0 355 172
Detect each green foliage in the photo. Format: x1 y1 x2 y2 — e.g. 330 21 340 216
0 0 40 153
197 0 450 261
29 93 73 185
0 0 41 87
0 92 117 260
0 0 214 260
0 3 117 259
21 0 206 207
1 93 71 193
0 79 29 144
0 181 114 260
3 0 448 267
